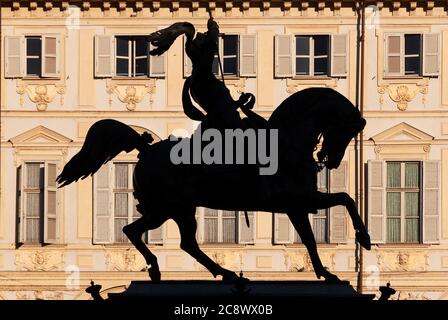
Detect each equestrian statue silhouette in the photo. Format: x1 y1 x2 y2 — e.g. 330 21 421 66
57 17 370 283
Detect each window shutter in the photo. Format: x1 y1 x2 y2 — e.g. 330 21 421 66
5 36 24 78
367 160 386 243
331 34 348 77
423 33 440 76
238 211 255 244
385 34 402 76
16 165 25 243
94 35 114 77
149 44 166 77
44 162 58 243
42 35 61 78
274 213 292 244
274 35 293 78
203 208 219 243
93 164 113 244
149 226 164 244
183 36 192 77
423 161 440 243
239 34 257 77
330 161 347 243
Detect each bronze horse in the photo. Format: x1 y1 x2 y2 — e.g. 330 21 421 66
57 86 370 283
57 19 370 283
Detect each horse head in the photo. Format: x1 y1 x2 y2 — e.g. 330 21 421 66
318 112 366 169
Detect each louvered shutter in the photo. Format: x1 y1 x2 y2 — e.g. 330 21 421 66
423 33 440 76
42 35 61 78
368 160 386 243
330 161 348 243
423 161 440 243
274 213 292 244
331 34 348 77
274 35 293 77
5 36 24 78
93 164 113 243
149 44 166 77
239 34 257 77
94 35 114 77
44 162 58 243
238 211 255 244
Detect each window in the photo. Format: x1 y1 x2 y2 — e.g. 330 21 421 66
368 160 439 244
183 34 256 78
295 35 330 76
5 35 61 78
115 36 148 77
386 161 421 243
212 35 239 77
385 33 440 77
16 162 59 244
274 169 331 244
202 208 254 244
275 34 347 78
94 162 163 244
94 35 165 78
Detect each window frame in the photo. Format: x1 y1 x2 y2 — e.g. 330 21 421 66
202 208 238 244
384 32 424 78
17 161 60 245
213 34 240 78
114 35 149 78
294 34 331 78
385 161 422 244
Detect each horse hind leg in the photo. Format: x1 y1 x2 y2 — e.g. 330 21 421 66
123 216 163 282
174 210 242 281
287 212 342 283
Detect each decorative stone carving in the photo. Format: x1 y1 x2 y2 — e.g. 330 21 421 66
242 1 250 15
397 291 430 300
171 1 179 17
282 1 291 16
82 1 90 17
118 1 127 16
17 84 66 111
103 2 111 16
106 81 156 110
377 84 428 111
15 291 63 300
15 250 64 271
286 251 334 272
333 1 342 16
225 1 233 17
300 1 309 16
262 1 270 16
426 1 434 16
105 248 146 271
376 251 428 272
191 1 199 16
152 1 160 16
317 1 325 15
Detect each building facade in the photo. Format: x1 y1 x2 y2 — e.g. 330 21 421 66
1 0 448 300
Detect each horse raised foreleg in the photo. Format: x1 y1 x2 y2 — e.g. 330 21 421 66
287 212 341 283
174 212 240 281
123 217 161 281
311 192 371 250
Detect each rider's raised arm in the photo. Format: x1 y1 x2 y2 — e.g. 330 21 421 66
205 18 219 50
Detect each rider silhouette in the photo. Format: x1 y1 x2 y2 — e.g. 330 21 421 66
182 17 268 130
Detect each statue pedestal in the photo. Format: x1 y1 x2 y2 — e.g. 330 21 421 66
108 280 375 300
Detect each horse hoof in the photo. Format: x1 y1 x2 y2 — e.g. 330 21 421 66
148 267 161 282
356 230 371 250
221 272 240 282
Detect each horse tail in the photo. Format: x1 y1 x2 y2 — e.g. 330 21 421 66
56 119 153 188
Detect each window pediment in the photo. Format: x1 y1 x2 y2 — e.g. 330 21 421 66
371 122 433 144
370 123 433 159
9 126 72 147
